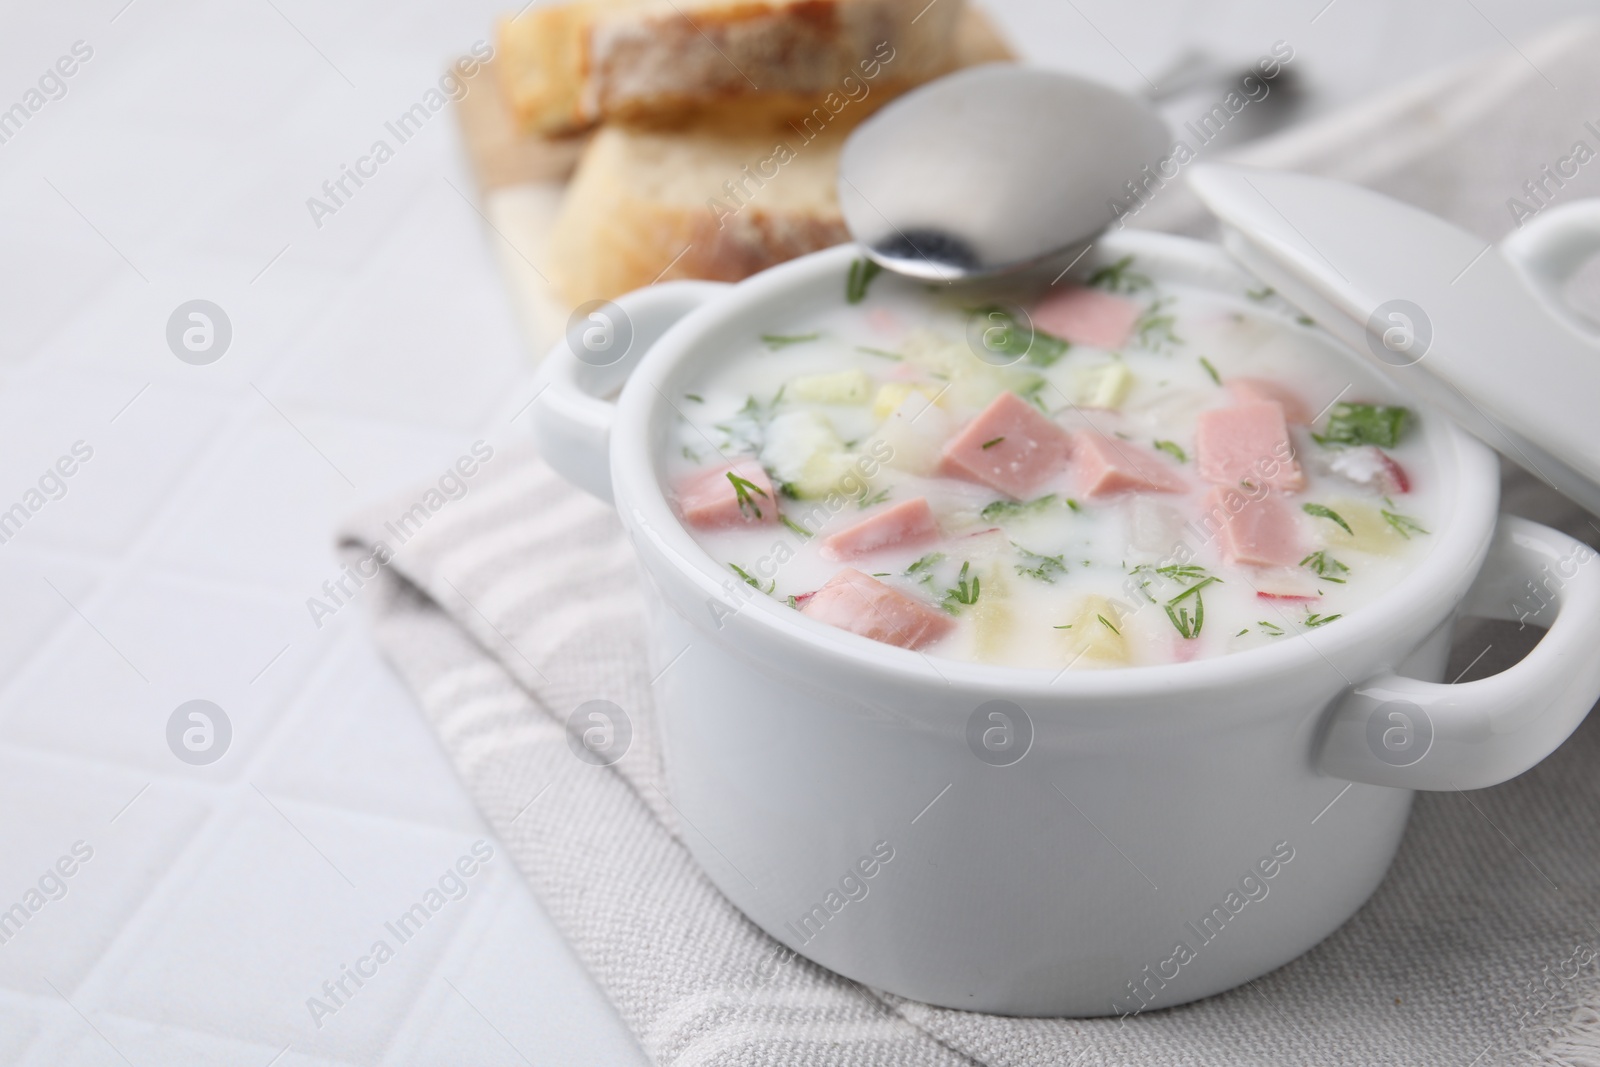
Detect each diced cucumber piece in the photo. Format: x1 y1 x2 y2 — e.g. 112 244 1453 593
763 411 851 498
790 369 873 405
1067 363 1134 410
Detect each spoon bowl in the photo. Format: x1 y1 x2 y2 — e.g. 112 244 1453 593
837 64 1171 282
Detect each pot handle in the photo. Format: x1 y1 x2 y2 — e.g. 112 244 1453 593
1316 515 1600 790
531 281 731 503
1499 199 1600 337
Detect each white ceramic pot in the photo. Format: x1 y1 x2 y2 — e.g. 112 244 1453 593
533 230 1600 1017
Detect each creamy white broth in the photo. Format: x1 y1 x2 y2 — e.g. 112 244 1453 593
664 259 1438 669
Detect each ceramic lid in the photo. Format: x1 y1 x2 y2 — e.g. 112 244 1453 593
1187 163 1600 516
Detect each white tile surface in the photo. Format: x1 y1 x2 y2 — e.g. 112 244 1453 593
0 574 324 778
0 757 210 999
0 552 102 682
0 377 228 558
91 802 492 1061
0 2 652 1059
0 0 1587 1064
253 635 487 834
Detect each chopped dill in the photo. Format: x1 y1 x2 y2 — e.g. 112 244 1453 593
905 553 945 585
981 436 1005 450
1153 439 1187 463
1086 255 1152 294
1199 356 1221 385
1382 509 1428 539
1130 562 1209 601
728 471 769 520
970 305 1070 366
1017 377 1050 413
1135 297 1182 352
762 332 821 349
1315 402 1409 448
780 514 812 538
846 257 884 304
1097 614 1121 635
856 345 903 361
729 563 773 594
858 487 891 509
1014 544 1067 583
942 561 981 613
714 394 773 453
981 495 1057 523
1164 575 1221 639
1304 613 1343 629
1300 550 1349 583
1302 503 1352 536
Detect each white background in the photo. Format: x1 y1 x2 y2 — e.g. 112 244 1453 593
0 1 1590 1063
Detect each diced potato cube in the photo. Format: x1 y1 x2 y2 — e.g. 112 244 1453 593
790 369 873 405
969 565 1013 660
869 395 952 477
1058 594 1131 668
1067 362 1135 409
872 382 940 421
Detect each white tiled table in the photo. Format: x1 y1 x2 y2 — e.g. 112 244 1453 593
0 1 1589 1063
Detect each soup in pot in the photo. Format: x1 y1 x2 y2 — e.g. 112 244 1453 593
664 256 1435 669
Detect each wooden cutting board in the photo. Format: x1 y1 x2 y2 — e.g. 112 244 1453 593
453 7 1016 359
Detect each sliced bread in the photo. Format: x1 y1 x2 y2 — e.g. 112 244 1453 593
496 0 967 135
548 120 852 305
544 4 1014 306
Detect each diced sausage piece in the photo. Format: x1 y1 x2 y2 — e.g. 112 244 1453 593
1202 487 1304 567
799 569 955 650
938 391 1073 499
1227 377 1313 425
1329 446 1410 494
821 498 940 561
674 459 778 529
1073 433 1186 499
1196 402 1305 491
1031 286 1140 350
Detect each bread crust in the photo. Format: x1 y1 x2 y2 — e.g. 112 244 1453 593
498 0 966 134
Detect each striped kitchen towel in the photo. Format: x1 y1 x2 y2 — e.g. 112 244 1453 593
339 436 1600 1067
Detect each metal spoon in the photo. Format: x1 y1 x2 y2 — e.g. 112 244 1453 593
837 64 1170 283
1145 48 1307 151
